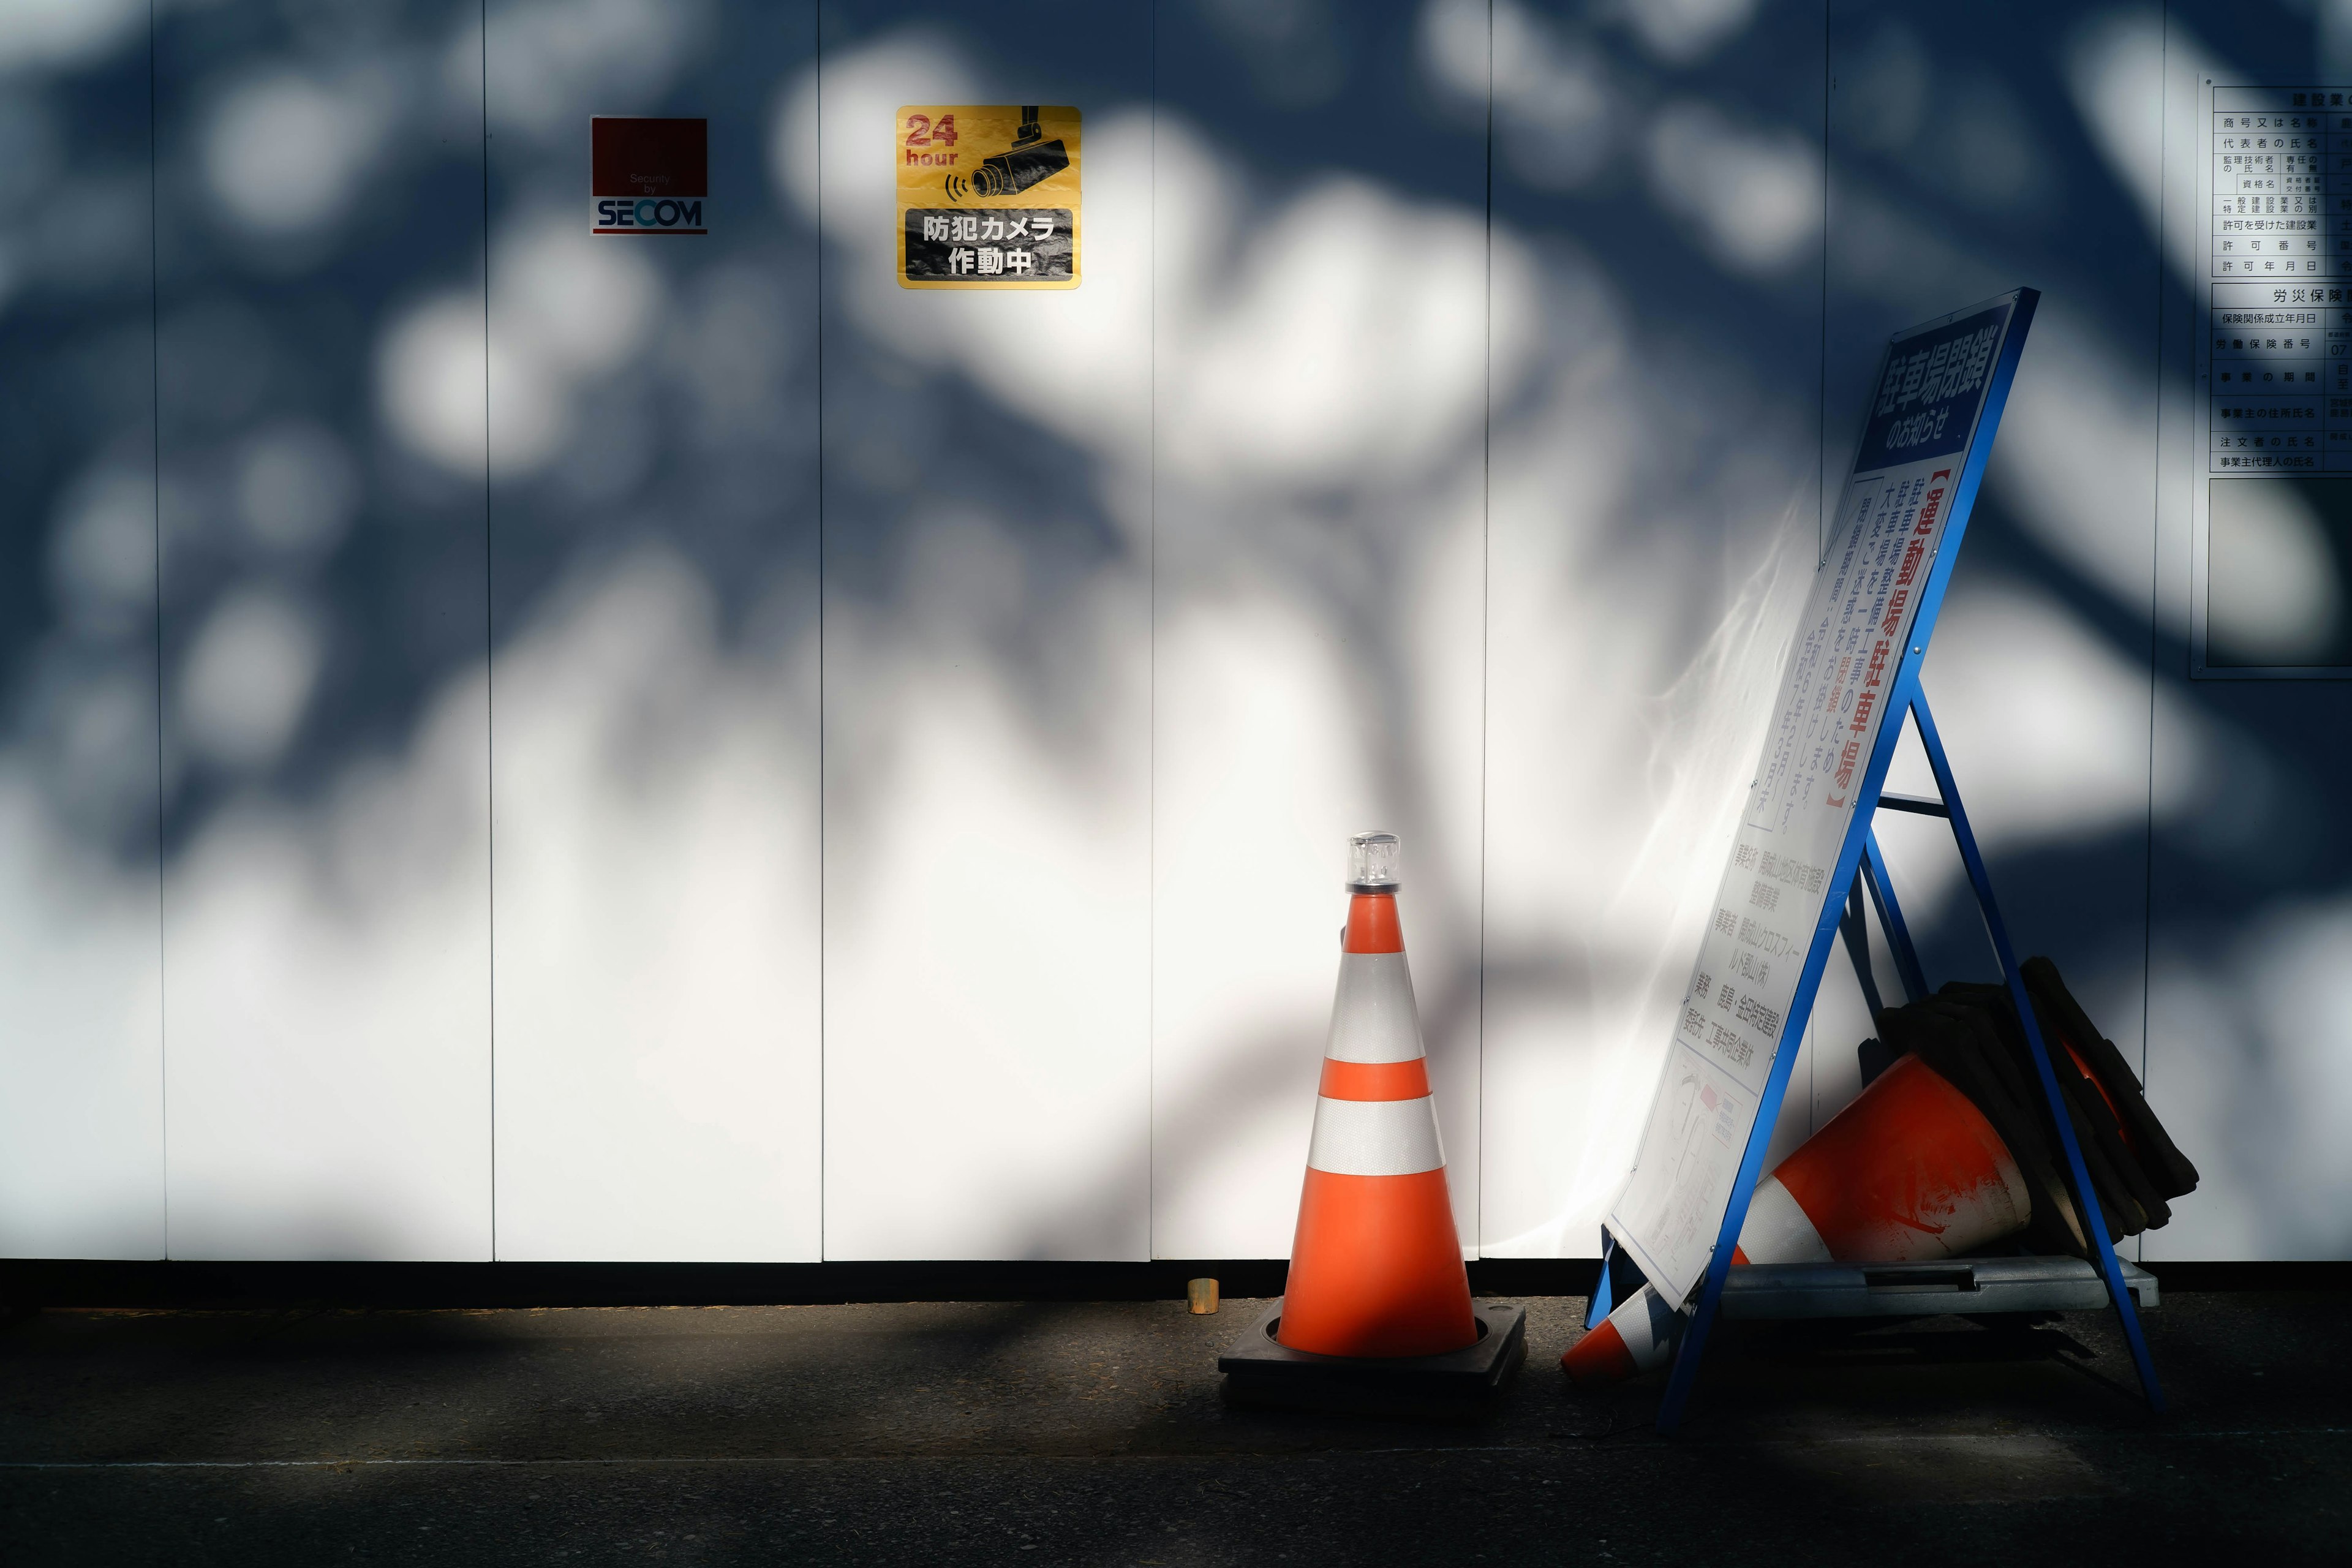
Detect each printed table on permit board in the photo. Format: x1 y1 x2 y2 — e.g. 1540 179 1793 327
2208 88 2352 471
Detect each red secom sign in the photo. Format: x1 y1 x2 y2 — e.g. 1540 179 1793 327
592 117 707 235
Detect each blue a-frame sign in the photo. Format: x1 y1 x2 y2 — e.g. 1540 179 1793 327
1598 288 2164 1433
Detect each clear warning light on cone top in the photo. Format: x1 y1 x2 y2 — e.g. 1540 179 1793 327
1349 831 1401 893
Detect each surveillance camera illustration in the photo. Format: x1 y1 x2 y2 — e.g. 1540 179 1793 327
899 104 1079 287
946 105 1068 200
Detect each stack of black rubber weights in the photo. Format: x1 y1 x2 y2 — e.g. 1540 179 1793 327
1867 958 2200 1256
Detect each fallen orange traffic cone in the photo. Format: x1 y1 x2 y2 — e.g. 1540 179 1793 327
1276 831 1477 1357
1565 965 2195 1387
1564 1051 2034 1385
1219 832 1523 1412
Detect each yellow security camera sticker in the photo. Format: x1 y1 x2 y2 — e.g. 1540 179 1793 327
897 105 1080 289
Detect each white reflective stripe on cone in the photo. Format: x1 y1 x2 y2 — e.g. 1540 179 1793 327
1738 1173 1833 1264
1305 1094 1444 1176
1611 1283 1681 1372
1324 953 1424 1063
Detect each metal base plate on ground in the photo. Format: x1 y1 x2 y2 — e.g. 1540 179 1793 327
1217 1300 1527 1417
1717 1256 2159 1321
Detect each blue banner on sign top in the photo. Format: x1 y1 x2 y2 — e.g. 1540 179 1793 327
1851 304 2010 472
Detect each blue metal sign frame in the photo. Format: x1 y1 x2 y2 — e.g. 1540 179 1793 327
1613 288 2164 1433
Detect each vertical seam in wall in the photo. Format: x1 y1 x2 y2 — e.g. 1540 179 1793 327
815 2 827 1264
1819 0 1831 562
1146 0 1159 1264
1814 0 1830 1136
149 0 168 1261
2139 7 2170 1263
480 0 497 1263
1475 0 1492 1259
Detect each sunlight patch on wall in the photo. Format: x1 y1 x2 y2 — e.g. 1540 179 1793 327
485 209 663 478
1870 575 2162 922
378 292 488 478
1646 100 1822 279
2067 7 2203 286
491 546 821 1261
2149 895 2352 1259
0 769 160 1256
823 575 1150 1261
163 662 491 1261
1145 595 1363 1259
1422 0 1623 192
202 69 396 238
484 0 711 140
2207 482 2345 664
1159 175 1498 491
174 587 325 777
1607 0 1758 67
0 0 142 73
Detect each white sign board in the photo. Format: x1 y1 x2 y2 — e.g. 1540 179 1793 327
1607 293 2032 1308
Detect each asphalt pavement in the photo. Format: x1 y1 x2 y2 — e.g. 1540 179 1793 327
2 1287 2343 1564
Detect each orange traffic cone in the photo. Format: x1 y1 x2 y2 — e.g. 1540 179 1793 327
1219 833 1525 1414
1564 1051 2035 1385
1275 831 1478 1359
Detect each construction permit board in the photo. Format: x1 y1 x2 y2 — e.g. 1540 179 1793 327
1606 290 2037 1308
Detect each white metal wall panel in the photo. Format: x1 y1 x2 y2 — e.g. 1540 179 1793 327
154 2 493 1260
813 7 1154 1260
2146 6 2352 1262
1750 3 2166 1259
0 18 165 1259
1477 2 1829 1257
12 1 2343 1268
1823 0 2162 1144
485 2 824 1262
1147 4 1489 1261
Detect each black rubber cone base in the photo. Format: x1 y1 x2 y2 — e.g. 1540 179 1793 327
1218 1300 1527 1419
